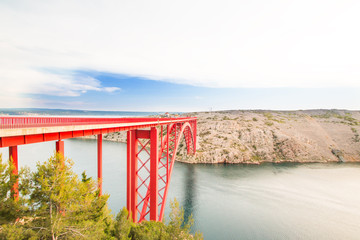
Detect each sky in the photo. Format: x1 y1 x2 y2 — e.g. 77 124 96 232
0 0 359 112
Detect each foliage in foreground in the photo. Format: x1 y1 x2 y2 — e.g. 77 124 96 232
0 154 202 240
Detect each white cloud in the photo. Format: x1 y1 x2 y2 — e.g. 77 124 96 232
0 41 120 101
1 0 360 107
103 87 121 93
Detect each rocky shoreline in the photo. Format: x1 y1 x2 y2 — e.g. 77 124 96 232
84 110 360 164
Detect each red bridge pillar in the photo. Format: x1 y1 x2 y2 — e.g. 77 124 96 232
56 140 64 156
9 146 19 200
56 140 65 169
127 130 138 222
97 134 103 196
150 127 159 221
126 127 159 222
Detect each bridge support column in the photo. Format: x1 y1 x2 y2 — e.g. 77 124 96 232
56 140 65 168
127 130 138 222
97 134 103 196
126 131 131 219
56 140 64 156
126 127 159 222
150 127 159 221
9 146 19 200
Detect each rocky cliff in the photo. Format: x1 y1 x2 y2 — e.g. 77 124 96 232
84 110 360 164
178 110 360 164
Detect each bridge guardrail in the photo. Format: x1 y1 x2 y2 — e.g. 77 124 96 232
0 116 196 129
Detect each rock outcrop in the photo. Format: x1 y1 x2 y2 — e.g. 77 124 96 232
84 110 360 164
177 110 360 164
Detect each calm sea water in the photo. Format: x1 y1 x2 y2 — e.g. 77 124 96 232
1 139 360 240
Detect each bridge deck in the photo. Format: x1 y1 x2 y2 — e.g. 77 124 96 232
0 116 196 148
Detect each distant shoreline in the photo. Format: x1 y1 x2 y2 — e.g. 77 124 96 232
0 108 162 117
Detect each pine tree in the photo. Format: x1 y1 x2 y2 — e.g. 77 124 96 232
0 154 30 224
127 199 203 240
27 153 113 239
0 154 36 239
0 153 114 239
0 153 203 240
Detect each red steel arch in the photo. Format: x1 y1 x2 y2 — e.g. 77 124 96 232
158 121 196 221
127 120 197 222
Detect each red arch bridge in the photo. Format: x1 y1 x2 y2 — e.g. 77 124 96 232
0 116 197 222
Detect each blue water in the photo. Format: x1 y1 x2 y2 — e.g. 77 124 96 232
1 139 360 240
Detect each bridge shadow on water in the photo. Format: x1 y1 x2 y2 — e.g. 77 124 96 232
183 164 196 223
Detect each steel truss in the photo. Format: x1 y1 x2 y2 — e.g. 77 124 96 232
127 120 197 222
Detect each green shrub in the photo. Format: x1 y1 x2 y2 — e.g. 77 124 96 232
352 128 360 142
199 130 211 137
222 149 230 154
265 121 274 126
251 154 262 161
263 112 273 119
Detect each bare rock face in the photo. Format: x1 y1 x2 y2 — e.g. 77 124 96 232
82 110 360 164
177 110 360 164
82 131 127 142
